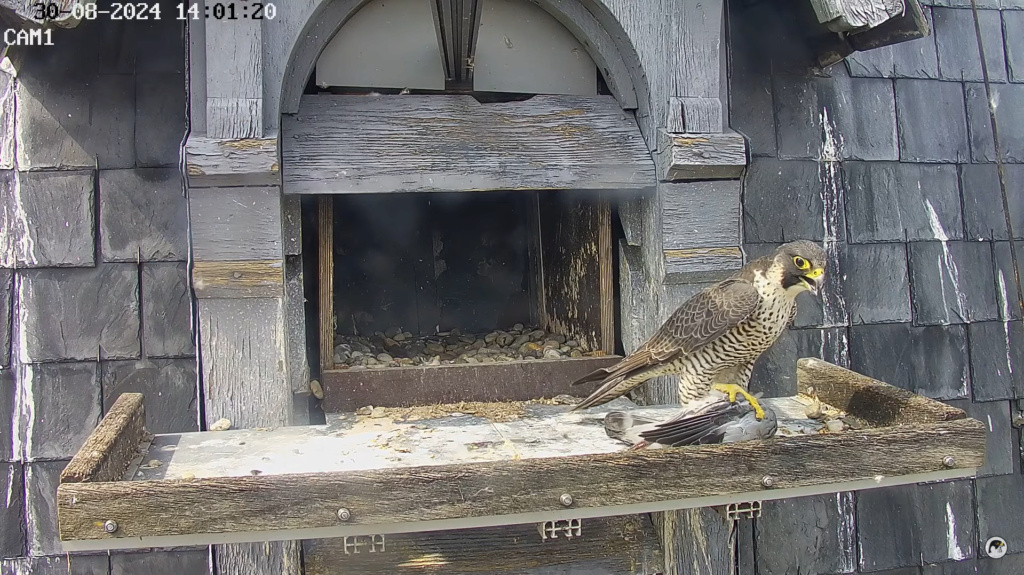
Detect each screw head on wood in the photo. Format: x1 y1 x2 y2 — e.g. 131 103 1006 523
761 475 775 488
559 493 574 507
337 508 352 522
943 456 956 468
103 520 118 533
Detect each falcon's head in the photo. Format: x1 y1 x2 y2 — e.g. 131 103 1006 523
774 240 827 297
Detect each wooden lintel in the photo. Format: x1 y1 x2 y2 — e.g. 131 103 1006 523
321 356 621 412
809 0 905 33
193 260 284 298
185 135 280 188
59 393 150 484
655 130 747 182
796 358 966 427
664 247 743 282
281 94 657 194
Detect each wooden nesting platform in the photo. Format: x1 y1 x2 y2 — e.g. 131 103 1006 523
55 358 986 552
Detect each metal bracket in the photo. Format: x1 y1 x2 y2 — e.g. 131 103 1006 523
538 518 582 541
342 534 387 554
717 501 762 521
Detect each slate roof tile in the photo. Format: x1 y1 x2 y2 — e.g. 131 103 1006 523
934 8 1007 83
976 473 1024 562
845 162 962 243
111 550 211 575
742 159 826 243
15 362 102 461
966 82 1024 163
0 368 13 462
0 269 10 369
969 321 1024 401
0 461 23 557
960 164 1024 242
992 241 1024 321
141 262 195 358
0 171 96 268
99 168 188 262
857 480 976 571
896 79 971 162
946 399 1015 476
754 493 857 574
909 241 1000 325
891 7 941 79
101 359 198 434
1007 11 1024 83
842 242 913 325
849 323 970 399
728 71 777 157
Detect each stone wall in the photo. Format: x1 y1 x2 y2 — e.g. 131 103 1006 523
728 0 1024 572
0 7 210 574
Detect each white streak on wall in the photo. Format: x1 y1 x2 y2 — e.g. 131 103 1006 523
817 107 849 329
997 271 1014 374
946 502 968 561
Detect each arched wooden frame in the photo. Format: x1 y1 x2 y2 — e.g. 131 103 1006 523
271 0 651 142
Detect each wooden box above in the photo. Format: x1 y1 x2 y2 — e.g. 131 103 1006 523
56 359 985 553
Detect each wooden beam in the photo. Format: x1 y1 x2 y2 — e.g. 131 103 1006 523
281 94 656 194
809 0 905 33
655 130 747 182
320 356 621 412
205 17 263 138
59 393 150 484
303 515 664 575
796 357 966 426
185 136 280 188
55 417 985 542
672 0 725 132
846 0 929 52
193 260 284 299
188 187 283 261
318 196 334 373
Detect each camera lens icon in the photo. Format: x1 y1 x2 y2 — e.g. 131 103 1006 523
985 536 1007 559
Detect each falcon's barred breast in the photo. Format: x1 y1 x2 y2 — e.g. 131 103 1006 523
571 240 828 419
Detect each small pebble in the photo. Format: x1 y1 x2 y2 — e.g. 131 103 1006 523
370 407 387 418
825 419 844 433
376 353 394 362
355 406 374 416
309 379 324 400
210 418 232 431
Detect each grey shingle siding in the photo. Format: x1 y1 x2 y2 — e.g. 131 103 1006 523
729 0 1024 571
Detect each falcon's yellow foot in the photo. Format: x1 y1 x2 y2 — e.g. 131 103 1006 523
712 383 766 420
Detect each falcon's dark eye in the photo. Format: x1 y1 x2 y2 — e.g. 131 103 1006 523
793 256 809 270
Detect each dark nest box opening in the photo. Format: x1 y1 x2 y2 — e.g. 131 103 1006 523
304 190 621 412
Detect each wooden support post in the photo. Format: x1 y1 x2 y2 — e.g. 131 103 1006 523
318 196 334 373
205 16 263 139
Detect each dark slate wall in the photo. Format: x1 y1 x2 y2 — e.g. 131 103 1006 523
0 4 206 573
729 0 1024 573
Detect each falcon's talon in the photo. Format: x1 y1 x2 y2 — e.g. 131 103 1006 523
712 383 766 421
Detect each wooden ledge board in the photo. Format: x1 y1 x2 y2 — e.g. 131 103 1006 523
281 94 657 194
57 358 987 551
60 393 152 484
321 355 623 413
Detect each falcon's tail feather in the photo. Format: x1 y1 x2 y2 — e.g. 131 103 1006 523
570 348 682 411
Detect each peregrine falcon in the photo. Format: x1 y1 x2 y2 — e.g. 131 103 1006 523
571 240 827 420
604 391 777 449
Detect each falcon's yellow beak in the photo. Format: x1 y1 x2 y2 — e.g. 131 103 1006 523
800 268 824 296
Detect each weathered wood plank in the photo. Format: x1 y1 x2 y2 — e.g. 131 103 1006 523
658 507 732 575
187 4 207 134
192 260 284 299
185 136 280 188
672 0 724 132
56 415 986 541
540 195 615 353
281 94 656 194
189 187 282 261
846 0 929 52
59 393 150 484
199 298 290 429
796 357 966 426
661 181 741 250
303 515 664 575
205 18 263 138
318 196 334 372
284 255 310 396
321 356 621 412
810 0 905 33
655 130 747 182
664 247 743 282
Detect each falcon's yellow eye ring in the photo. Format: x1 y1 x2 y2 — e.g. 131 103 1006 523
793 256 810 270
